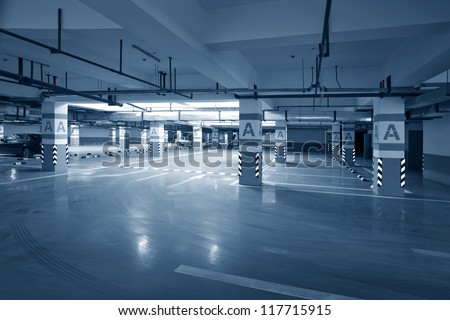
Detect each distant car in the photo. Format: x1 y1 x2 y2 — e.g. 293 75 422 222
175 138 193 148
0 134 41 158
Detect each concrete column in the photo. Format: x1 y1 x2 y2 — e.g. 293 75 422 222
372 97 405 196
110 127 117 144
193 126 203 150
211 129 219 147
41 100 68 172
149 124 164 157
275 120 287 164
239 100 262 186
342 123 355 165
364 130 372 159
140 129 148 145
118 126 130 155
0 123 4 140
69 124 80 146
332 122 341 159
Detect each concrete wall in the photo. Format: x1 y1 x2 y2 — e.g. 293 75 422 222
287 128 326 151
423 115 450 186
78 127 110 145
3 123 41 135
405 121 423 170
405 122 423 152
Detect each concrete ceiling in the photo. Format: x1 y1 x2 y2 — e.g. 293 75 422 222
197 0 278 10
1 0 450 124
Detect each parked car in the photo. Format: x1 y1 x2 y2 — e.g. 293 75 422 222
175 138 193 148
0 134 41 158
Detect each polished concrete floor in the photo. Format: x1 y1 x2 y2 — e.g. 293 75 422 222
1 147 450 299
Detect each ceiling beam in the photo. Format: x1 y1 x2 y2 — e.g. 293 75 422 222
0 69 120 106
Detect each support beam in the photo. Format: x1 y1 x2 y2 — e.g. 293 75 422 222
275 121 287 165
331 122 341 159
238 99 263 186
405 86 450 109
372 97 405 196
342 123 355 165
149 124 164 158
57 8 62 51
0 69 120 105
0 28 161 89
41 99 69 172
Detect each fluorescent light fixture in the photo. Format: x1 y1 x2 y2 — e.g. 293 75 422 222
262 121 276 127
219 111 239 120
185 101 239 109
296 116 333 120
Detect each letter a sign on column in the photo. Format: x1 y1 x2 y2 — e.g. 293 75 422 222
344 132 353 141
383 124 400 141
44 121 53 132
57 121 66 133
243 122 255 136
276 130 284 140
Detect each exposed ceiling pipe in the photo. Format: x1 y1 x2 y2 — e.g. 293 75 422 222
0 69 121 106
57 8 62 51
167 57 193 100
235 92 419 100
447 69 449 96
124 102 147 112
405 85 450 109
277 105 368 108
48 86 420 96
315 0 332 95
119 39 123 73
0 28 161 89
131 44 161 63
335 65 341 88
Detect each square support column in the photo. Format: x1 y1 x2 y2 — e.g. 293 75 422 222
275 121 287 165
332 122 341 160
110 127 117 144
119 127 130 155
69 125 79 146
372 98 405 196
149 124 164 157
118 126 130 167
0 123 4 140
342 123 355 165
239 100 262 186
140 129 148 146
211 129 219 147
41 100 68 172
193 126 203 150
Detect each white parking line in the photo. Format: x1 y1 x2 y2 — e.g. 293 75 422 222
264 181 371 192
0 172 69 185
263 247 289 255
229 179 239 186
136 172 169 182
261 183 450 203
265 172 358 180
167 174 206 188
362 167 373 174
175 265 358 300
